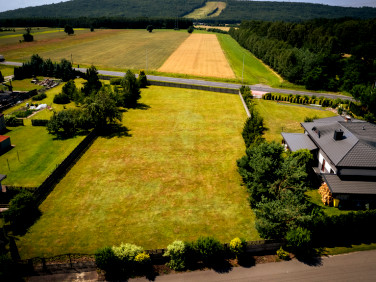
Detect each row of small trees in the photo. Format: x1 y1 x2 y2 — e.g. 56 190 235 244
263 93 349 109
14 54 77 81
239 87 316 254
95 236 248 278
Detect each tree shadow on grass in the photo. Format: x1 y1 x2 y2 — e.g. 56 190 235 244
100 124 132 139
126 102 150 110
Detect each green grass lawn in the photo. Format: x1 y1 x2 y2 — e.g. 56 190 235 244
16 86 259 258
254 100 337 142
0 125 84 187
217 34 282 87
0 65 14 77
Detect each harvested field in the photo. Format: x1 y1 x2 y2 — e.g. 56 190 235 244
158 33 235 78
185 2 226 19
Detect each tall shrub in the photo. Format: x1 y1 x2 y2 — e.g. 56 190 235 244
163 240 187 270
194 237 224 265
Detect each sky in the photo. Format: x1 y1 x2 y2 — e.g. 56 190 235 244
0 0 375 13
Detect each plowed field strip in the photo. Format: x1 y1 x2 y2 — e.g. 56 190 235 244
158 34 235 78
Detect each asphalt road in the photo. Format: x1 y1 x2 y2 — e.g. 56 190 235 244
27 250 376 281
1 61 353 101
131 250 376 282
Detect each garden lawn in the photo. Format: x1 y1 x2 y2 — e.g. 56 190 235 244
17 86 259 258
255 100 337 142
0 125 85 187
305 190 352 217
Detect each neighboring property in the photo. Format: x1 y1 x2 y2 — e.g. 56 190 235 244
0 135 11 153
282 116 376 209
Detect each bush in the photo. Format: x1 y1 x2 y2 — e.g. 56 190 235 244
95 246 117 271
53 93 70 104
13 109 33 118
31 119 49 126
112 243 143 264
229 237 247 258
138 70 148 88
110 78 122 85
4 116 21 126
286 227 312 254
164 240 186 270
187 26 194 33
32 92 47 101
3 190 40 233
276 247 290 260
194 237 224 265
134 252 151 264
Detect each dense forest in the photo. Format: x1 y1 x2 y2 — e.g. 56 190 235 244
1 0 376 22
230 18 376 120
0 0 205 19
0 17 193 30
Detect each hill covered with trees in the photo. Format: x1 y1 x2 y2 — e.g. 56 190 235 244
0 0 375 21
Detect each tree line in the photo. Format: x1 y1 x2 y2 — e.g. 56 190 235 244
230 18 376 121
0 17 193 30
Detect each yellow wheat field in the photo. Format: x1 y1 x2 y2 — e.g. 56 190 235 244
158 33 235 78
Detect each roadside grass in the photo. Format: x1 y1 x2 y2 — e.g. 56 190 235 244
254 99 336 142
320 243 376 256
0 125 84 187
16 86 259 258
0 29 189 71
217 34 282 87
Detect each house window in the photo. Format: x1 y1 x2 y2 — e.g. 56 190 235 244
321 159 326 172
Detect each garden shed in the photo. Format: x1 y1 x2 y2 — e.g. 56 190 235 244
0 135 11 152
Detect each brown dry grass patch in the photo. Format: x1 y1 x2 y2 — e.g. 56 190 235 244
158 33 235 78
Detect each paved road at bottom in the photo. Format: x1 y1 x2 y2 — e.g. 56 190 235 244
131 249 376 282
1 61 353 101
27 250 376 282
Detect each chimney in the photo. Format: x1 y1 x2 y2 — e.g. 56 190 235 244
333 129 343 141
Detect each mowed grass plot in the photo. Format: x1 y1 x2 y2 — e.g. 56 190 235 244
217 34 282 87
17 86 258 258
159 34 235 79
255 100 336 142
0 29 189 71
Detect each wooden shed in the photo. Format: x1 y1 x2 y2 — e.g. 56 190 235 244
0 135 11 152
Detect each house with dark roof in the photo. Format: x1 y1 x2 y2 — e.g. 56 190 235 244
282 116 376 209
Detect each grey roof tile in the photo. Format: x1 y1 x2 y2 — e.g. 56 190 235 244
323 174 376 195
281 133 317 152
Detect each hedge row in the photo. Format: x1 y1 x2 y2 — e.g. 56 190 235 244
263 93 349 108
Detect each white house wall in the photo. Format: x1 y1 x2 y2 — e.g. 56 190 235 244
318 151 337 174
